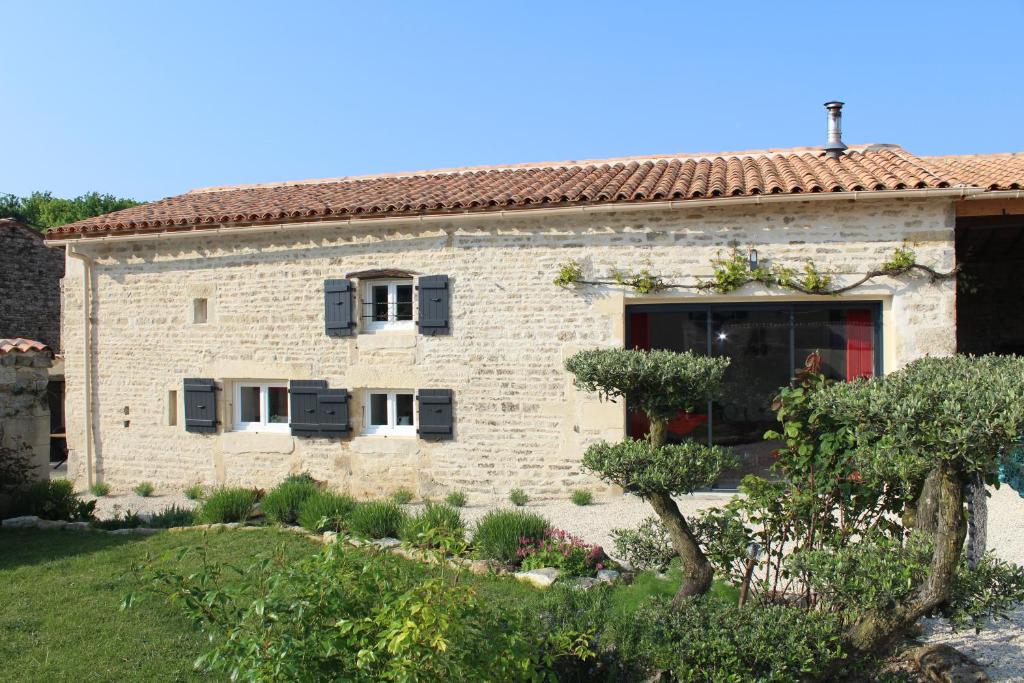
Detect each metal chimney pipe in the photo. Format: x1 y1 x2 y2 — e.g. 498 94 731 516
823 101 847 158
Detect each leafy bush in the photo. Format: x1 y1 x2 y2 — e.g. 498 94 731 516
584 438 735 498
89 482 111 497
16 479 95 521
473 509 550 564
391 487 414 505
297 490 357 533
261 476 320 525
91 507 144 530
611 516 677 572
133 544 552 682
610 597 848 682
349 500 406 539
183 484 205 501
399 501 465 548
519 528 604 577
195 487 258 524
133 481 154 497
149 504 195 528
570 489 593 506
444 490 467 508
509 488 529 506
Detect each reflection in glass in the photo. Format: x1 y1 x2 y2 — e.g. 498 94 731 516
396 393 414 425
239 386 261 423
372 285 390 321
268 387 289 423
396 285 413 321
369 393 389 426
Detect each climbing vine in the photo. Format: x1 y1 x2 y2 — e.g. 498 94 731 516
553 247 955 297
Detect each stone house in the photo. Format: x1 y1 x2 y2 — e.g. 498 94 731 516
0 218 66 467
0 339 55 486
43 108 1024 499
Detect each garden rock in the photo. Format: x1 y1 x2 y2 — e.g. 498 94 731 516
566 577 601 590
110 527 162 536
514 567 560 588
322 531 338 544
467 559 492 575
373 537 401 549
911 644 989 683
36 519 68 530
2 515 40 528
596 569 620 583
64 521 91 531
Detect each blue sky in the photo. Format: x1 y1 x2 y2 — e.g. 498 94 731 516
2 1 1022 201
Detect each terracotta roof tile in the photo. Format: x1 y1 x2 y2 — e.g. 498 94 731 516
0 338 52 355
921 153 1024 191
44 145 1022 241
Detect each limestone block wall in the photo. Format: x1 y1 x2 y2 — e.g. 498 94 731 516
0 347 53 481
59 196 957 500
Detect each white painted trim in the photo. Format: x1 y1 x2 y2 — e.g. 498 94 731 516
232 381 289 433
362 279 415 332
362 389 416 437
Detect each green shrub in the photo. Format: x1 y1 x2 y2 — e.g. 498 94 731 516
133 481 154 497
519 528 604 577
610 516 676 572
444 490 467 508
473 509 550 564
134 544 549 681
91 507 144 530
195 487 258 524
509 488 529 506
183 484 205 501
89 482 111 497
16 479 95 521
149 504 195 528
570 489 593 506
391 487 414 505
349 500 406 539
610 597 848 682
297 490 357 533
399 502 465 548
261 476 320 525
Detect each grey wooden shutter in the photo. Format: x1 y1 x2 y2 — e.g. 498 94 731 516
417 389 453 440
317 389 351 435
325 279 355 337
183 378 217 433
289 380 326 436
417 275 450 335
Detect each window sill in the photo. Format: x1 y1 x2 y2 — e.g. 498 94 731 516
355 332 416 351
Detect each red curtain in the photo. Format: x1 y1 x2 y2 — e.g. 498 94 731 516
845 309 874 380
629 312 650 350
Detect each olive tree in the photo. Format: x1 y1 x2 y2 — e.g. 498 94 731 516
814 355 1024 655
566 349 733 600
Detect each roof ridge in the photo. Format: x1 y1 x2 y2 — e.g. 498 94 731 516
187 144 899 195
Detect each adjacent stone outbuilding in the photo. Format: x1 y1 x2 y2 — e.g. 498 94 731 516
0 218 64 350
0 338 54 482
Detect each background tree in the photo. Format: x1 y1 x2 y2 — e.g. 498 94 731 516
814 354 1024 655
565 349 732 600
0 191 140 231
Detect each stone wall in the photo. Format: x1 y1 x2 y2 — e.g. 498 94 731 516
0 346 53 482
0 220 64 351
59 197 957 500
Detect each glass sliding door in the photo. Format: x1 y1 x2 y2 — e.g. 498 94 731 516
626 302 881 487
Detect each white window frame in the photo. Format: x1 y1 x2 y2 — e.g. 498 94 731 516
362 389 416 436
363 279 414 332
233 381 290 433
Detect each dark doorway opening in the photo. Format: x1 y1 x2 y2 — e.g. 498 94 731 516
956 217 1024 355
627 302 882 488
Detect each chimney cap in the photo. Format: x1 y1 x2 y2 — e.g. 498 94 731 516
823 101 848 158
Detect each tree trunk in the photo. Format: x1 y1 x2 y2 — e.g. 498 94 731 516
648 417 668 448
966 473 988 570
844 462 966 656
648 490 714 603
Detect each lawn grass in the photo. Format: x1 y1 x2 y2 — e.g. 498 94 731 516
610 564 740 618
0 528 318 683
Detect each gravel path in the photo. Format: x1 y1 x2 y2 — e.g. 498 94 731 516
84 484 1024 680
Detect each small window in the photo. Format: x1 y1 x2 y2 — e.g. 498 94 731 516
363 390 416 436
233 381 289 432
363 279 413 331
193 298 208 324
167 390 178 427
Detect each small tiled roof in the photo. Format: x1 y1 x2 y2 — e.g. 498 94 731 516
920 153 1024 191
43 145 1023 241
0 338 52 355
